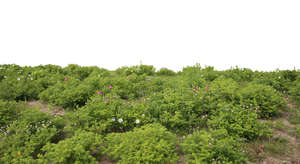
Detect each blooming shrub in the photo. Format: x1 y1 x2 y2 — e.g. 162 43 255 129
0 107 64 163
238 82 286 118
181 129 247 164
71 94 153 134
0 73 44 101
103 123 179 163
0 64 298 163
38 130 102 164
252 70 298 93
207 104 272 140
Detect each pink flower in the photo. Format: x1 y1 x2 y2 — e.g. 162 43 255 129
64 78 69 81
109 85 112 89
287 104 292 108
105 98 110 102
97 91 102 95
205 85 210 89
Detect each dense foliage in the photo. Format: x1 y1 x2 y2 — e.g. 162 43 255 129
103 123 178 163
0 64 299 163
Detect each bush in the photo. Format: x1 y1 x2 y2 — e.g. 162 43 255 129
290 78 300 103
157 68 176 76
224 67 253 82
71 94 152 134
116 65 155 76
39 78 94 109
0 73 44 101
146 89 202 133
0 100 20 127
39 130 102 164
103 123 178 163
182 64 219 82
0 107 64 163
181 129 247 164
210 76 240 102
238 82 286 118
63 64 97 80
207 105 272 140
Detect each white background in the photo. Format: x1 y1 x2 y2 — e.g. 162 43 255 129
1 0 299 71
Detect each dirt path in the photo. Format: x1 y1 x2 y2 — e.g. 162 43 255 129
260 110 300 163
26 100 65 116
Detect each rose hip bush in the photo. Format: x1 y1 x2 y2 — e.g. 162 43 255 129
103 123 179 164
39 78 94 109
38 130 102 164
0 64 298 163
238 82 286 118
0 107 65 163
0 72 44 101
181 129 247 164
69 93 153 134
0 100 20 127
207 104 272 140
290 77 300 103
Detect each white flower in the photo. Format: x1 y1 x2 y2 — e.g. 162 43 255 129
17 77 20 80
278 76 281 79
118 118 123 123
135 119 140 124
30 77 33 80
112 118 115 121
4 76 6 78
142 114 145 117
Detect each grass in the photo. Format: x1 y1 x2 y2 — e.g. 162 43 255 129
262 136 291 159
288 111 300 124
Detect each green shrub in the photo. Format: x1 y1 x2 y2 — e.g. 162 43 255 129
238 82 286 118
181 129 247 164
210 76 240 102
103 123 179 163
116 65 155 76
39 78 94 109
0 107 63 163
252 70 298 93
0 100 20 127
146 89 202 133
0 74 44 101
182 64 219 82
63 64 97 80
290 78 300 102
39 130 102 164
207 105 272 140
71 94 153 134
157 68 176 76
224 67 253 82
